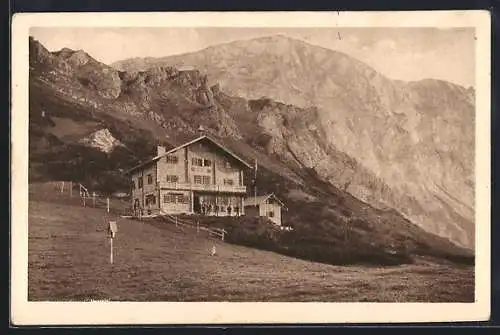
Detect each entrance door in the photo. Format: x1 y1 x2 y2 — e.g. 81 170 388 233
193 194 201 214
133 199 140 216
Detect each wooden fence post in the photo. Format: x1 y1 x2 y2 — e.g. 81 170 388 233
175 216 178 227
92 192 96 207
60 181 64 193
196 221 199 236
107 197 110 213
69 181 73 198
221 230 225 242
110 237 114 264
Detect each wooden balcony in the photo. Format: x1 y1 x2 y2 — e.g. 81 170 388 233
158 181 247 194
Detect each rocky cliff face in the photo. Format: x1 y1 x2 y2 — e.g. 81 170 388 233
113 35 476 248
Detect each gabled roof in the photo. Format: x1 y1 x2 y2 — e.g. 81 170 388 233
244 193 287 209
124 135 252 175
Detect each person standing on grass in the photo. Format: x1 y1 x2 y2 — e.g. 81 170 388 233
207 204 212 215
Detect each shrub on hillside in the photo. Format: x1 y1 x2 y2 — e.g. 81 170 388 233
191 214 415 266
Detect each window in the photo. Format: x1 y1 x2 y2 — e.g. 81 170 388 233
138 177 143 189
147 174 153 184
163 194 173 203
194 175 210 184
166 175 178 183
224 161 232 169
192 158 203 166
223 179 234 186
163 193 188 203
166 155 178 164
192 157 211 167
268 211 275 218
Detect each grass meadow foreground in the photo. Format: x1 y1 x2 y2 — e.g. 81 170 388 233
28 200 474 302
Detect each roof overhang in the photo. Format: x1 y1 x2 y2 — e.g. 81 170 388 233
123 135 253 175
123 156 161 175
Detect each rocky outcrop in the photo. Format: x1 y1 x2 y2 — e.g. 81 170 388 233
79 128 123 153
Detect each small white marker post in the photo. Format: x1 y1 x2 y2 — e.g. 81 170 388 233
92 192 96 207
211 244 216 256
196 221 200 236
69 181 73 198
107 197 110 213
108 221 118 265
60 181 64 193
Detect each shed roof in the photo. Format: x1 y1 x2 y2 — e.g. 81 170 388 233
244 193 286 209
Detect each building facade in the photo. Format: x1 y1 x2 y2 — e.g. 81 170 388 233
127 135 252 217
244 194 286 226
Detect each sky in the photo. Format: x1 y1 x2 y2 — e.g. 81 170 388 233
30 27 476 88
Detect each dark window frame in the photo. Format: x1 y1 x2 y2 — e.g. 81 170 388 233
166 175 179 183
192 157 203 166
166 155 179 164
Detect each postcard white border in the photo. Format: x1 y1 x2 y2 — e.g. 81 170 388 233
11 10 491 325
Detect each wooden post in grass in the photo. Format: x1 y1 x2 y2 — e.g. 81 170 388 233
221 229 225 242
69 181 73 198
83 195 86 207
175 216 178 227
107 197 110 213
108 221 118 265
110 237 114 264
196 221 200 236
92 192 96 207
60 181 64 193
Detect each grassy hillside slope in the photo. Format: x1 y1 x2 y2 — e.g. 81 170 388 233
28 197 474 302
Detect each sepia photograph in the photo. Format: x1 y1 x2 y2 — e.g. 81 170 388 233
11 11 491 325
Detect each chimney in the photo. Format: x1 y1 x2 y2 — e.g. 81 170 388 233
197 125 206 137
157 145 166 156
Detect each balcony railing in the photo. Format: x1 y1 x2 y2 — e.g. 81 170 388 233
158 181 247 193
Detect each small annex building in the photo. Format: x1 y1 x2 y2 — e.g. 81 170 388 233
244 193 286 226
